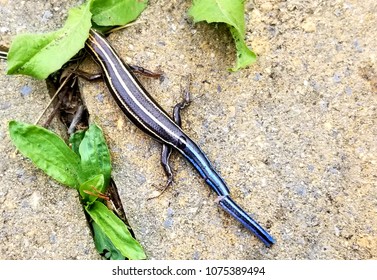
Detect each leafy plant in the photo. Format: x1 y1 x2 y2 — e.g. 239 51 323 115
6 0 149 261
9 121 146 260
91 0 148 26
8 121 82 188
6 2 92 79
6 0 254 78
7 0 148 79
92 221 125 260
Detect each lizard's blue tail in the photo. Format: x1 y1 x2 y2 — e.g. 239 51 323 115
219 196 275 247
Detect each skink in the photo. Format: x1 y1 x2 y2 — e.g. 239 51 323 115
0 50 8 60
85 29 275 246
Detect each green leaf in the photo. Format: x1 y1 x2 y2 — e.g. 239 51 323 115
6 1 92 79
78 124 111 187
189 0 245 32
91 0 148 26
8 121 81 188
79 174 105 204
85 201 146 260
229 25 256 71
92 221 125 260
188 0 256 71
69 130 86 156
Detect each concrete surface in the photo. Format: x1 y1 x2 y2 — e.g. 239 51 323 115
0 0 99 259
1 0 377 259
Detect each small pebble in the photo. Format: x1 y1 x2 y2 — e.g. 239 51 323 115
302 20 317 33
20 85 32 97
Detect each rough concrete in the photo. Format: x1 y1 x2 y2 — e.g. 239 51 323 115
0 0 98 259
1 0 377 259
80 0 377 259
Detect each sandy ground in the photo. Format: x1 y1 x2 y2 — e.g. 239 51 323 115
1 0 376 259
